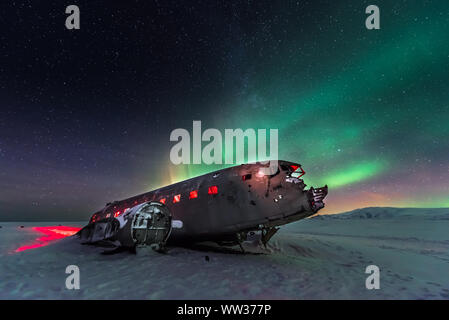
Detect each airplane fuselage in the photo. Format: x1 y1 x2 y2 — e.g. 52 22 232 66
87 160 328 245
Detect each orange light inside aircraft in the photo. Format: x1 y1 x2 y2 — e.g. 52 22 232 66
173 194 181 203
256 169 265 177
208 186 218 195
189 190 198 199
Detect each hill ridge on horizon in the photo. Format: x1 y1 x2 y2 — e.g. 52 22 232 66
315 206 449 220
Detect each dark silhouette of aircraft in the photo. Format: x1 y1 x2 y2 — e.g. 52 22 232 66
78 160 328 253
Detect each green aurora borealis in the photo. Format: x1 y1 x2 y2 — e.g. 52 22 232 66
163 1 449 213
1 1 448 219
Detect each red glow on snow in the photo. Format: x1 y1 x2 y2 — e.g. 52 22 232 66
208 186 218 195
15 226 81 252
189 190 198 199
173 194 181 203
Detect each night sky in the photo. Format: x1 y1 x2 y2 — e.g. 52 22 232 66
1 0 448 221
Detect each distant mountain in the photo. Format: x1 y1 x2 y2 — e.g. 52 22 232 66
312 207 449 220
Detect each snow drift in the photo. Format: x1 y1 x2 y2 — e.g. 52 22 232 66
0 207 448 299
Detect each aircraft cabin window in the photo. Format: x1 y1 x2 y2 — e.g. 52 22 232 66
242 174 252 181
173 194 181 203
208 186 218 195
189 190 198 199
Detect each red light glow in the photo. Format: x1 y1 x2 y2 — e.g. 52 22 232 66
173 194 181 203
208 186 218 195
160 198 166 204
189 190 198 199
114 211 121 217
256 169 265 178
15 226 81 253
290 165 306 178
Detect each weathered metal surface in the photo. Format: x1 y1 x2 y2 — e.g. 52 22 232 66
79 160 328 248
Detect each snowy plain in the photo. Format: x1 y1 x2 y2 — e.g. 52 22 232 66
0 207 448 300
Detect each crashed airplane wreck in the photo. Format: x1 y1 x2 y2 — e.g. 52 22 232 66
77 160 328 253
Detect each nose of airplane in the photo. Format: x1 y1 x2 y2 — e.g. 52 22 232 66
310 185 328 212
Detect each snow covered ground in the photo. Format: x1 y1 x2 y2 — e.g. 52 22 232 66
1 207 448 300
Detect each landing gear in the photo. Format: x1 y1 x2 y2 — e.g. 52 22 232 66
261 227 279 248
235 226 280 253
236 232 246 253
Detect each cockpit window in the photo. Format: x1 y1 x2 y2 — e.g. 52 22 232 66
291 165 306 178
281 164 306 178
